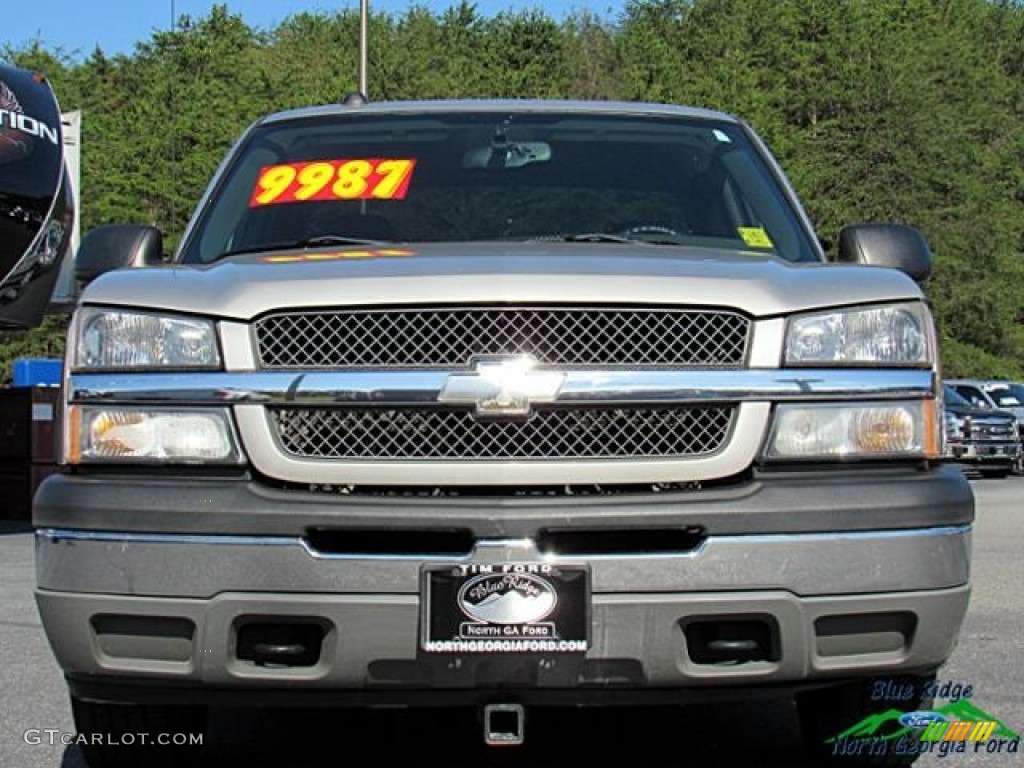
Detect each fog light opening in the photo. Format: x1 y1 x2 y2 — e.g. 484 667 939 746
235 621 325 668
684 616 779 665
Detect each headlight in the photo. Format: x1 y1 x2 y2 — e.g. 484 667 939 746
764 401 939 459
943 412 963 440
73 308 219 370
67 406 242 464
785 302 931 366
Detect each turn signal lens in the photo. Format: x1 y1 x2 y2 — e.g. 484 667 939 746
66 406 242 464
853 407 915 453
765 401 937 460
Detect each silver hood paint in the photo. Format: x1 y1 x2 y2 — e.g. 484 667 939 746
80 243 923 320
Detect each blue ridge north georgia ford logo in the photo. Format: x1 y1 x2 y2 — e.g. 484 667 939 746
457 572 558 625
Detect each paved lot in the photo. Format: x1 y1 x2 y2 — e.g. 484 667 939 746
1 475 1019 767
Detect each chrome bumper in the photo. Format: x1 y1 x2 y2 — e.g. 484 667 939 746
36 526 971 597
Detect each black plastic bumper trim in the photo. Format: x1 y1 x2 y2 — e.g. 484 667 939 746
34 464 973 538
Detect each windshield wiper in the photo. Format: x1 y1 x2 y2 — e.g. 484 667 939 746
555 233 683 246
215 234 389 262
559 233 636 244
301 234 389 247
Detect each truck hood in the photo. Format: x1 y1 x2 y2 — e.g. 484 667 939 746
945 402 1016 422
81 242 924 320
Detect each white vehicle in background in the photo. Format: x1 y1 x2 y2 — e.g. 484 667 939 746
946 379 1024 417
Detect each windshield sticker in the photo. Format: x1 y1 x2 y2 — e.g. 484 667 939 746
737 226 774 248
712 128 732 143
250 158 416 207
262 248 415 263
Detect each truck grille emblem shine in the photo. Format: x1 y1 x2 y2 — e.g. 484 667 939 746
437 356 566 418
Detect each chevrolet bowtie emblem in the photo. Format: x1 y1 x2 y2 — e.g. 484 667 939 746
438 356 566 417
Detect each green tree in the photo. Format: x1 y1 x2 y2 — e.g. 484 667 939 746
3 0 1024 379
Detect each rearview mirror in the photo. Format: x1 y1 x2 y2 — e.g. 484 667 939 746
836 224 932 282
462 141 551 170
76 224 164 289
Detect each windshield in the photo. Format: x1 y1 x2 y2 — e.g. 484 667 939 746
984 384 1022 408
943 385 971 407
1005 383 1024 403
179 111 819 264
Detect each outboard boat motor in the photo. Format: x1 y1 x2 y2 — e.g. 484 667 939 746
0 62 73 328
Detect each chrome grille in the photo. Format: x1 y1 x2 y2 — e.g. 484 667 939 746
255 306 750 368
970 421 1016 440
270 406 735 460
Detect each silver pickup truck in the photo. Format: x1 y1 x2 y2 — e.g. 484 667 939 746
35 99 973 767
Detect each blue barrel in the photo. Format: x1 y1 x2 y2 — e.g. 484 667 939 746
12 357 62 387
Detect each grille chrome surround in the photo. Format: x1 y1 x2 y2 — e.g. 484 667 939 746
270 406 735 460
254 306 750 368
969 421 1016 441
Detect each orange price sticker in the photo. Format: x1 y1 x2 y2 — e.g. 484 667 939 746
250 158 417 207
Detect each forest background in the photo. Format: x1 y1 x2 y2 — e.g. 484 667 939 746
3 0 1024 381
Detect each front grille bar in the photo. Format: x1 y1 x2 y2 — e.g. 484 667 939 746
68 368 936 406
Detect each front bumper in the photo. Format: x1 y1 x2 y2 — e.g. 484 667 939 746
41 585 969 707
948 440 1019 462
34 466 973 705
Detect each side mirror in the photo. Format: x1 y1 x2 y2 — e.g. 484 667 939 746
75 224 164 288
836 224 932 282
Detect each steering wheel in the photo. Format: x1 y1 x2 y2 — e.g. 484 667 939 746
616 224 685 239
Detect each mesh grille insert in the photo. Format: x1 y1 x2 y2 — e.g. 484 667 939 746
270 406 735 460
255 306 750 368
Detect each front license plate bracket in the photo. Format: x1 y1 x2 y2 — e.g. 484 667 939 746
421 562 589 653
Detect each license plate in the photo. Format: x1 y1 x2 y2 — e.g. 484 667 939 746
421 563 589 653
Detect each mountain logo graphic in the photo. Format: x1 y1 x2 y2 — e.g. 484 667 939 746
457 572 557 625
827 699 1021 744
